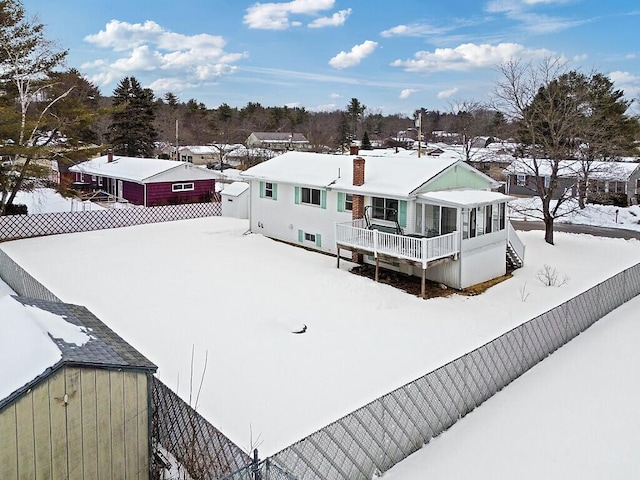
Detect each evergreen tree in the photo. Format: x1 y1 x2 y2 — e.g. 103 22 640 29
361 131 372 150
107 76 157 157
336 112 351 153
346 98 365 141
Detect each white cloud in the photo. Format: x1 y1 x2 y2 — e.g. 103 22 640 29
572 53 588 63
329 40 378 69
309 103 338 112
308 8 351 28
244 0 336 30
626 53 637 60
608 71 640 99
399 88 418 99
330 93 342 99
485 0 586 34
391 42 552 72
82 20 247 92
437 87 459 99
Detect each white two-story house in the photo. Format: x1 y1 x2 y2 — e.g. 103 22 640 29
241 151 524 294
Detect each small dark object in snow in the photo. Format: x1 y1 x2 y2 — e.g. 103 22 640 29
292 324 307 334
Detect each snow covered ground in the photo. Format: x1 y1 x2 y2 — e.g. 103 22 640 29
14 188 104 213
383 294 640 479
2 215 639 457
509 196 640 232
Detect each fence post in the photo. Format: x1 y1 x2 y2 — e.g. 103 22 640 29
252 448 261 480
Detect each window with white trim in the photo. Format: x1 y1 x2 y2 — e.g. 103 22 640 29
304 232 316 242
172 182 195 192
265 182 275 198
301 187 321 206
344 193 353 211
516 174 526 187
372 197 399 221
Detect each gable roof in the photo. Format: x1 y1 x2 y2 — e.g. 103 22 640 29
249 132 309 143
0 295 156 411
69 155 219 183
241 151 493 197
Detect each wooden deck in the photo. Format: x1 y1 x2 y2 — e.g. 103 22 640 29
335 219 460 297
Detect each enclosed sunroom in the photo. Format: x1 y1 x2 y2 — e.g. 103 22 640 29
335 189 524 294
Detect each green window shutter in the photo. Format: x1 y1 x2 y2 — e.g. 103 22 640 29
272 183 278 200
294 186 300 204
298 229 304 242
321 190 327 209
315 233 322 248
337 192 344 212
259 181 265 198
399 200 407 227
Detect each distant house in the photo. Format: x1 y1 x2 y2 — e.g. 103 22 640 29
504 158 640 206
0 295 156 480
245 132 310 151
176 144 243 166
241 151 524 293
68 152 218 206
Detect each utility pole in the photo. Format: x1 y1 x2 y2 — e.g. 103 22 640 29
417 112 422 158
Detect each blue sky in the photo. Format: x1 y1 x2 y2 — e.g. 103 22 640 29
26 0 640 115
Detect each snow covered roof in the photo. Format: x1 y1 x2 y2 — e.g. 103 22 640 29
419 190 515 208
221 181 249 197
0 294 156 408
241 150 481 197
69 155 219 183
249 132 309 143
504 159 640 180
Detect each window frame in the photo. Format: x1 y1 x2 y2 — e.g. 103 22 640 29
344 193 353 212
172 182 195 193
371 197 399 222
301 187 321 206
264 182 274 198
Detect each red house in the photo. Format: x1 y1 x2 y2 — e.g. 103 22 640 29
68 152 218 206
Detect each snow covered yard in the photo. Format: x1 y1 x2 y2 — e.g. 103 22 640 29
383 294 640 479
509 196 640 232
1 216 640 457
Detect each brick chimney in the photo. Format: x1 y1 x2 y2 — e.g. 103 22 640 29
107 149 114 163
351 156 366 263
349 145 359 155
352 156 365 223
352 157 365 186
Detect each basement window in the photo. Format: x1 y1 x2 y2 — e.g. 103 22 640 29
172 182 195 192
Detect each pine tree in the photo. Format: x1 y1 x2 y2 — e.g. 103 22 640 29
108 77 157 157
361 131 372 150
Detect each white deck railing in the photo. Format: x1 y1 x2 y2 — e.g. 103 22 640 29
335 220 460 268
507 220 526 262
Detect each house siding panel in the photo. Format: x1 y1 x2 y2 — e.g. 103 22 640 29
0 366 151 480
145 179 214 206
123 181 145 205
421 165 493 192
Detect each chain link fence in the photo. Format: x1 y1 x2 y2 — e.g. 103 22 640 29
0 201 221 241
150 377 253 480
257 263 640 480
2 216 639 480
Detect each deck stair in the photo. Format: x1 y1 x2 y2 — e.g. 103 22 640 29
506 221 526 269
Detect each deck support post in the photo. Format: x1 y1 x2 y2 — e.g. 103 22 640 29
375 256 380 282
337 246 340 268
421 268 426 298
